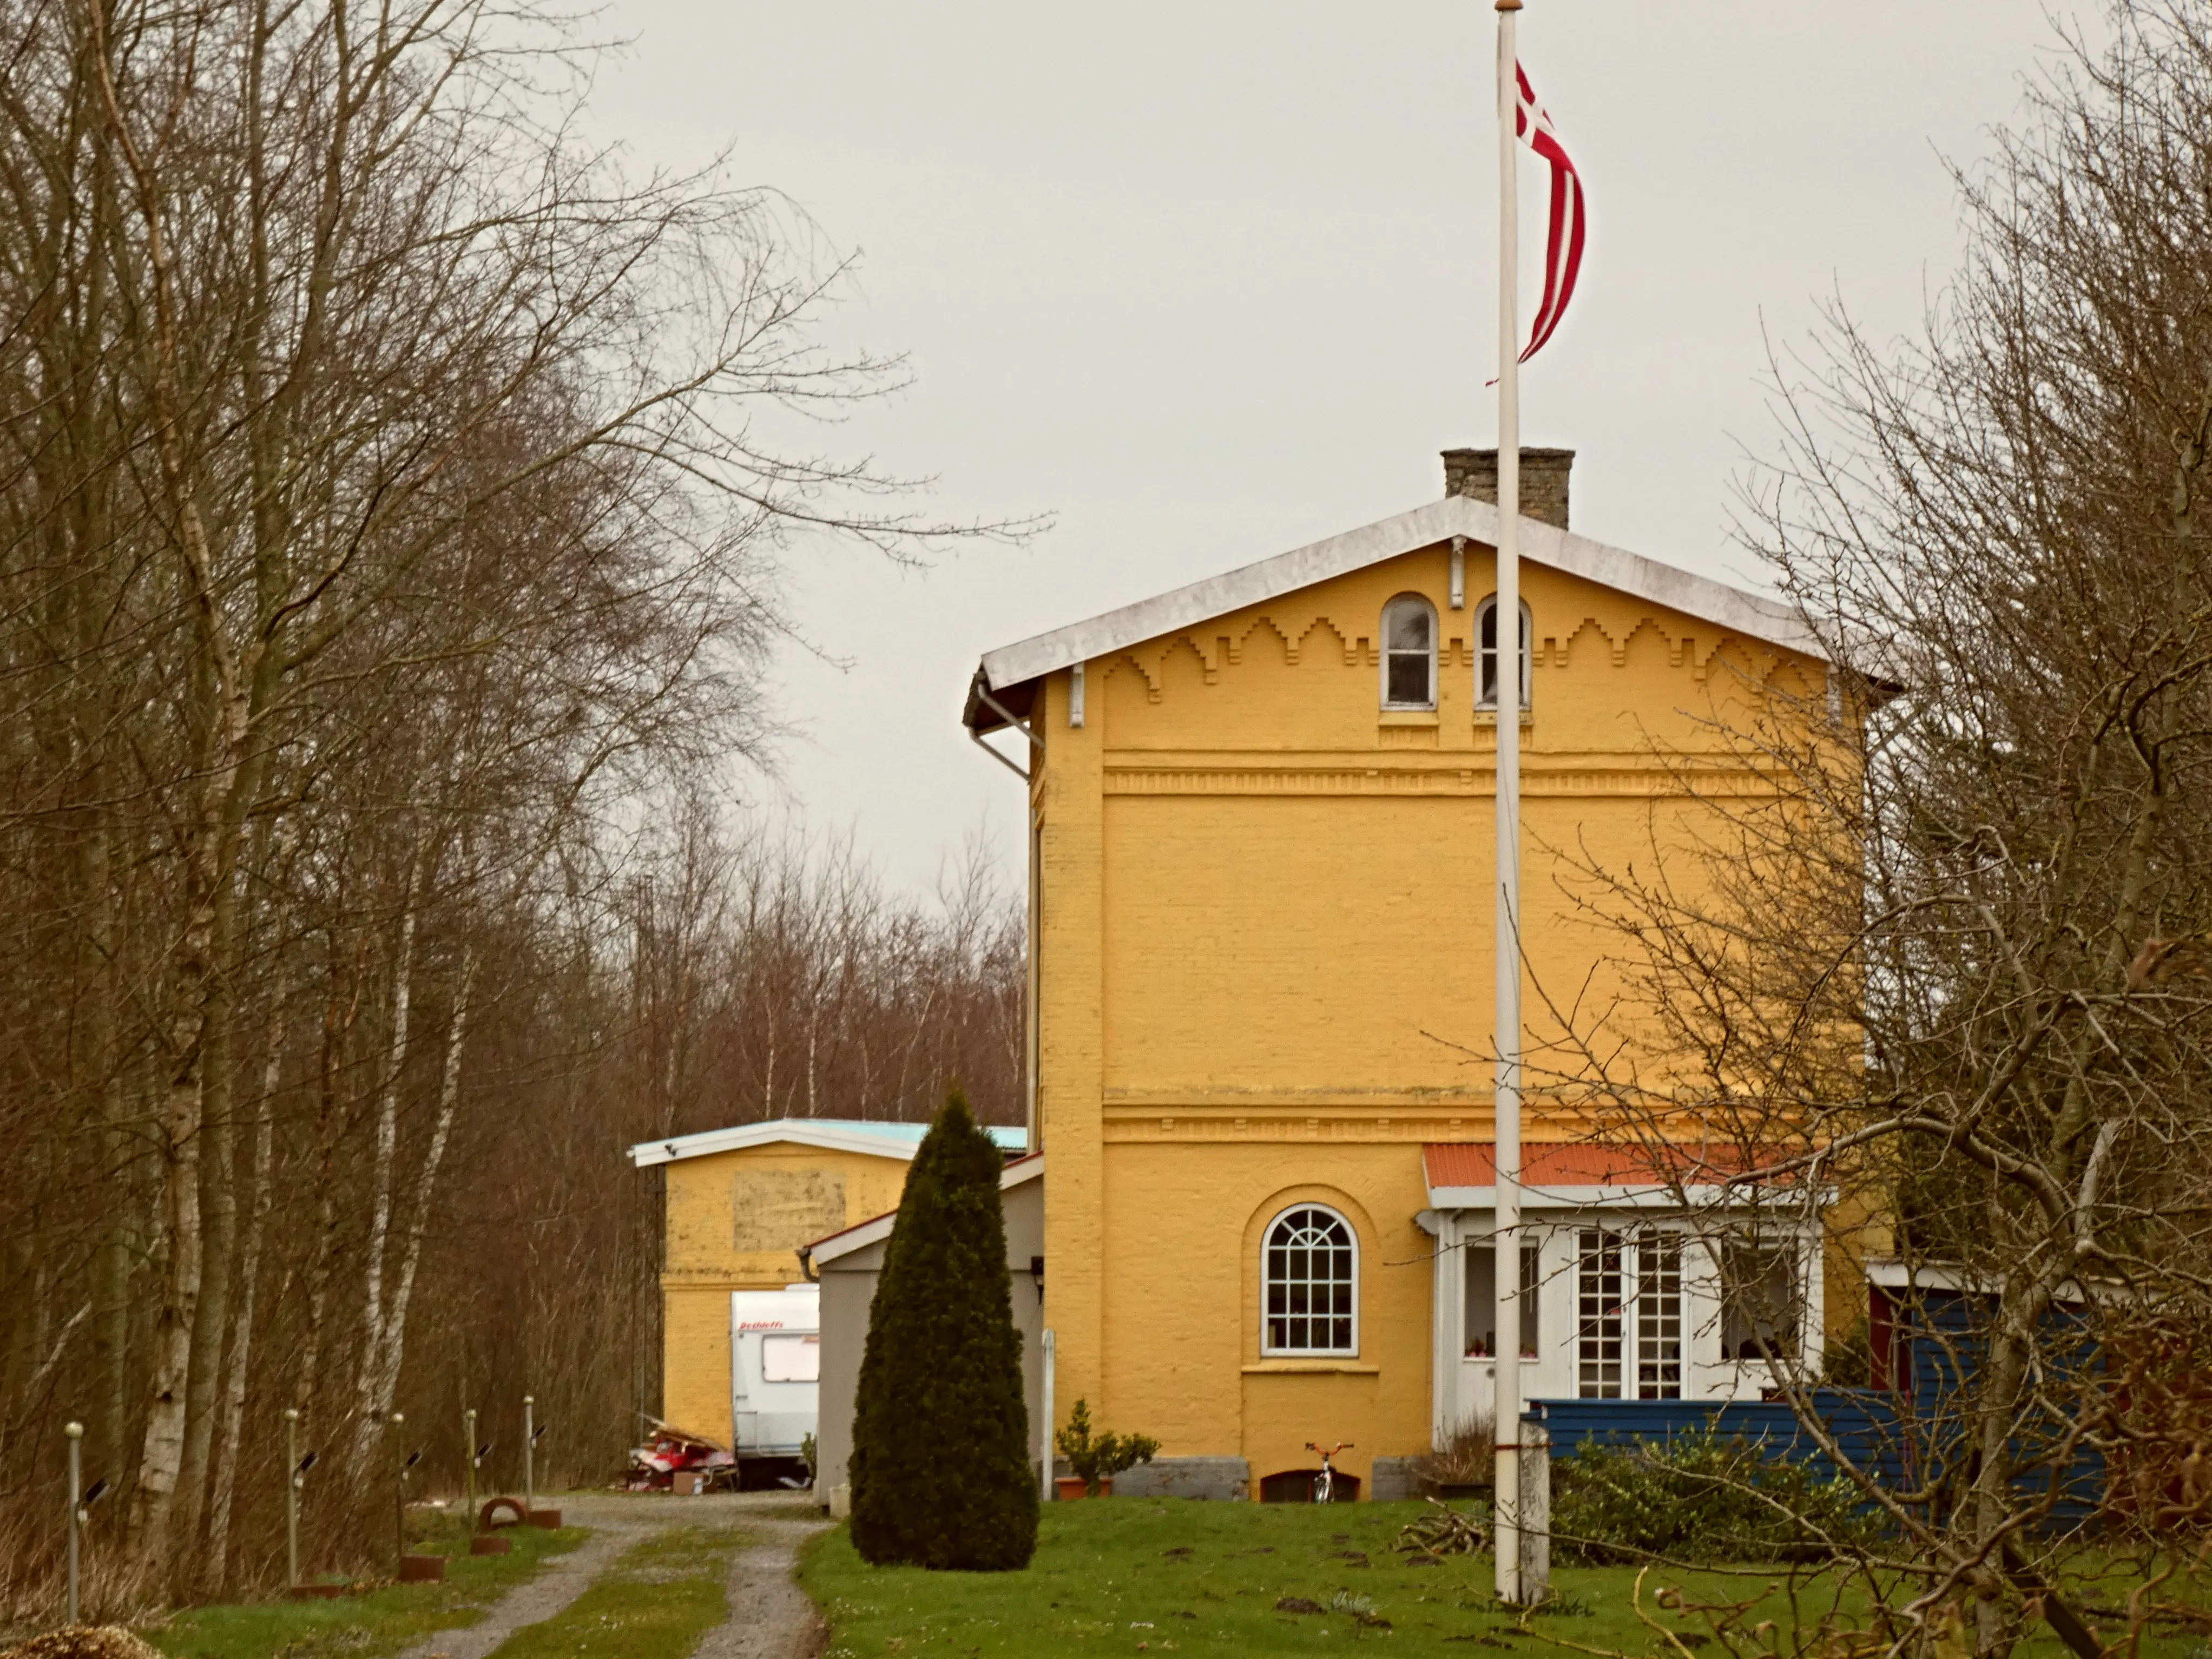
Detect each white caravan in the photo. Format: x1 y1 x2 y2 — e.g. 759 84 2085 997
729 1285 821 1472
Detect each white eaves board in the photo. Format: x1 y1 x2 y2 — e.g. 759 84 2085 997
974 493 1822 701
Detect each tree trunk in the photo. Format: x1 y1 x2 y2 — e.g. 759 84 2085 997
358 947 478 1434
205 1016 279 1591
176 869 243 1582
350 890 420 1474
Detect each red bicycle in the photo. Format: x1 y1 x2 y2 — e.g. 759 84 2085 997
1305 1440 1353 1504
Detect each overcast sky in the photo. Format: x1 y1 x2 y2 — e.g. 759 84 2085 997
591 1 2069 896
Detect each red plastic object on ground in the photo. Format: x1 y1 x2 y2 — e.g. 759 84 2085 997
625 1419 738 1492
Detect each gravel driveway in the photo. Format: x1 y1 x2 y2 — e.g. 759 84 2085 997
392 1491 830 1659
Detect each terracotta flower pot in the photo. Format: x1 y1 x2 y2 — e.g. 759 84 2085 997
1055 1475 1114 1499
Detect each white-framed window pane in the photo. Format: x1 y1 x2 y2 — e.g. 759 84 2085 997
1387 605 1432 653
1381 597 1437 709
1478 598 1533 709
1635 1234 1683 1399
1264 1206 1357 1353
1721 1240 1801 1360
760 1333 820 1383
1464 1242 1541 1358
1387 651 1431 705
1577 1229 1623 1398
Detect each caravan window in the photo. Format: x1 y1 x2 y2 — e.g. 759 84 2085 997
761 1333 820 1383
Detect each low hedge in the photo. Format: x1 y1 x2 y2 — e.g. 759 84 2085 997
1551 1423 1882 1564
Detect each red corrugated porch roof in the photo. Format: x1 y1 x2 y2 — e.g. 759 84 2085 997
1423 1141 1755 1190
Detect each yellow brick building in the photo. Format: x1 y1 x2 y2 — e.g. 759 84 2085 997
963 450 1836 1502
630 1118 1026 1443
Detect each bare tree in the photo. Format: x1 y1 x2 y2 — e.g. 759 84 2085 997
1536 5 2212 1655
0 0 1029 1605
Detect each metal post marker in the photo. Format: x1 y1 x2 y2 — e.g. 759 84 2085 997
464 1407 478 1530
284 1409 299 1589
1491 0 1529 1608
523 1396 535 1516
392 1412 408 1568
64 1421 83 1626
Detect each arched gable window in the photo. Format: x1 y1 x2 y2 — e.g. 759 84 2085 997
1476 595 1535 710
1263 1204 1359 1355
1380 595 1437 710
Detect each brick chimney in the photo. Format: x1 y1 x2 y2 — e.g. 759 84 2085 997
1441 447 1575 531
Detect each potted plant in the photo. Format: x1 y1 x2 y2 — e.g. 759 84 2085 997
1053 1399 1159 1498
1413 1413 1494 1502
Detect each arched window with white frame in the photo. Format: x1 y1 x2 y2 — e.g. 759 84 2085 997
1380 594 1437 710
1262 1203 1359 1355
1476 595 1535 710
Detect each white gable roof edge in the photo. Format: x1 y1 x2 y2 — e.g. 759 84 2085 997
628 1119 1026 1169
628 1121 920 1168
976 495 1823 697
807 1153 1045 1266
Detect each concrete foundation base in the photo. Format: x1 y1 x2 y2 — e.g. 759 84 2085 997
1369 1457 1426 1502
1112 1458 1251 1502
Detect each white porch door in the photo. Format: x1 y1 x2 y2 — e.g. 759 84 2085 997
1574 1229 1682 1400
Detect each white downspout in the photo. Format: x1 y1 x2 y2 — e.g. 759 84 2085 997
1040 1327 1057 1499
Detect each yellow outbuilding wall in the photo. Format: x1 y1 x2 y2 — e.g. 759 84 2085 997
660 1143 913 1441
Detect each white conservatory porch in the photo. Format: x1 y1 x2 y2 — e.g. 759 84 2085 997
1418 1143 1825 1442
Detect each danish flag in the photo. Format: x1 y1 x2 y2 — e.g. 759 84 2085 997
1514 63 1584 363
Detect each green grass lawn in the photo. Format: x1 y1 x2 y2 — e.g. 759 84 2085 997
146 1516 588 1659
800 1499 2209 1659
483 1524 747 1659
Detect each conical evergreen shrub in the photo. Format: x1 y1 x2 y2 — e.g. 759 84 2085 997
849 1088 1038 1570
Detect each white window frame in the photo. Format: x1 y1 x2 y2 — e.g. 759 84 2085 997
1717 1231 1808 1363
1576 1226 1684 1400
1379 594 1439 711
1475 595 1535 710
1463 1236 1543 1360
760 1332 821 1383
1261 1202 1360 1357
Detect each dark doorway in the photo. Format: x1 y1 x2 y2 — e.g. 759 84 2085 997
1259 1469 1362 1503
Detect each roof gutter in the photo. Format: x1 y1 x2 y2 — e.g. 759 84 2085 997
968 670 1042 782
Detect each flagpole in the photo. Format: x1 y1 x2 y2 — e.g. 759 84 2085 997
1491 0 1526 1610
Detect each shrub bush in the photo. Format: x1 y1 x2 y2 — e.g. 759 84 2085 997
849 1089 1038 1570
1053 1399 1158 1494
1550 1423 1879 1564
